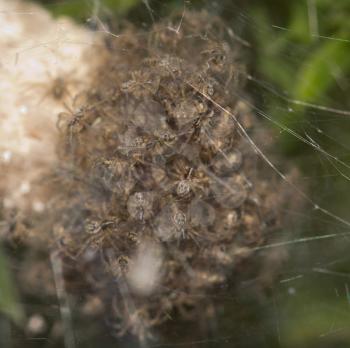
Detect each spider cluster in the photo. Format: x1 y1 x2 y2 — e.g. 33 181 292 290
42 10 291 342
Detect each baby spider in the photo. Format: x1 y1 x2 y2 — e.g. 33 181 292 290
153 203 205 244
104 254 131 279
56 106 87 151
127 191 156 223
76 218 119 257
24 70 81 105
56 97 105 145
165 156 208 199
147 127 180 158
121 70 160 98
154 204 188 242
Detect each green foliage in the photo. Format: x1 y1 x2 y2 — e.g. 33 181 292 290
0 246 24 325
38 0 141 20
294 39 350 103
250 0 350 154
252 0 350 99
249 2 350 346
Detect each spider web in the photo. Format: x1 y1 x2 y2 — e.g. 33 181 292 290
1 0 350 347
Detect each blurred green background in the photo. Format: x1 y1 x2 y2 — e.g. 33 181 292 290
1 0 350 347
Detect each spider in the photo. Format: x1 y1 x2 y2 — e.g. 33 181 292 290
90 157 134 196
165 155 209 199
121 70 160 98
127 191 156 223
56 108 84 135
111 296 164 342
104 254 131 279
117 128 150 158
198 108 238 156
145 127 181 159
76 218 119 258
56 96 108 147
56 107 87 152
153 203 187 241
24 70 81 105
153 202 205 244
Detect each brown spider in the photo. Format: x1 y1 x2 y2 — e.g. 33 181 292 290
121 70 160 98
111 297 163 342
127 191 156 222
24 70 81 105
153 201 209 244
104 254 131 279
76 219 119 258
56 95 109 149
164 156 209 199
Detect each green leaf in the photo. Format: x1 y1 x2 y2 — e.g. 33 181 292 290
294 38 350 103
287 3 310 43
43 0 141 20
103 0 141 14
250 8 294 89
0 246 24 325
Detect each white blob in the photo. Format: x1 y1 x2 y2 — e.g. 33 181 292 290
288 287 296 295
19 105 28 115
19 181 31 194
26 314 47 335
127 242 163 296
32 200 45 213
1 150 12 163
